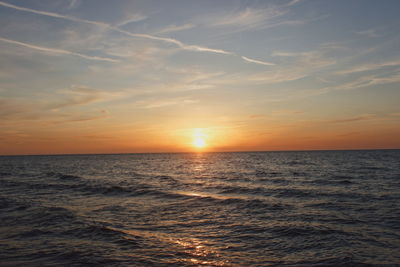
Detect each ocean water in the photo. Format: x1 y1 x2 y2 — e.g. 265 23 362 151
0 150 399 266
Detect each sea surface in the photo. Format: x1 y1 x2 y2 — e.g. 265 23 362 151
0 150 399 266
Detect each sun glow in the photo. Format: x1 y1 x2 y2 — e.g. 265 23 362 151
193 137 206 148
192 128 207 149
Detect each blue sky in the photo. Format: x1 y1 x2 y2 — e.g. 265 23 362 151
1 0 400 154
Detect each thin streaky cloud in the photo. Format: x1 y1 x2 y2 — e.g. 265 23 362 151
0 0 274 65
241 56 275 66
0 1 108 27
356 28 379 38
156 24 195 34
114 28 232 55
335 60 400 75
0 1 229 55
0 37 119 62
285 0 304 7
67 0 80 10
116 14 147 27
318 71 400 94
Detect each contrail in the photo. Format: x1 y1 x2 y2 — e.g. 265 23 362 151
242 56 275 66
0 1 275 65
0 37 119 62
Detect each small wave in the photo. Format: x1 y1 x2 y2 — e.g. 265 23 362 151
45 172 83 180
0 197 31 212
0 171 12 178
155 175 178 184
269 224 346 237
219 185 270 196
274 188 313 198
172 190 292 211
254 170 282 177
14 229 53 239
309 178 354 186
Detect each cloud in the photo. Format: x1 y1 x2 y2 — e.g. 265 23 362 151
156 23 195 34
46 86 105 110
329 114 376 123
50 110 108 124
335 60 400 75
204 1 306 34
212 7 286 30
241 56 275 66
284 0 304 7
142 98 198 109
249 48 336 83
0 37 119 62
0 1 108 27
67 0 80 10
0 1 230 55
356 28 380 38
0 86 114 126
116 14 147 27
0 1 275 65
321 71 400 92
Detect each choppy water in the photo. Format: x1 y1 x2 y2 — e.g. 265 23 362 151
0 150 399 266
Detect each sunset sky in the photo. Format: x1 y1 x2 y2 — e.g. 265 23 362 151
1 0 400 155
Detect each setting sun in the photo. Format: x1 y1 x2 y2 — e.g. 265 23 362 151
192 129 208 149
193 137 206 148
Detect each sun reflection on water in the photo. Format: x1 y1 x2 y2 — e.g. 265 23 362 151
174 238 228 266
120 227 228 266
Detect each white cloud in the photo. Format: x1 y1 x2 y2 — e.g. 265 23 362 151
116 14 147 27
0 0 278 65
0 1 230 55
356 28 380 38
335 60 400 75
212 7 286 29
156 23 195 34
320 71 400 93
67 0 80 10
241 56 275 66
0 37 119 62
249 48 336 83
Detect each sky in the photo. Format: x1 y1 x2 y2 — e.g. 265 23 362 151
1 0 400 155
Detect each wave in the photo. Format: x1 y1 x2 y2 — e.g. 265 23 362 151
268 224 348 238
45 172 83 180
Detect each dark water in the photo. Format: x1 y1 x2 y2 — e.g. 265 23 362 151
1 150 399 266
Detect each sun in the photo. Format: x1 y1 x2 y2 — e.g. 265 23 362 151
193 137 206 148
192 128 208 149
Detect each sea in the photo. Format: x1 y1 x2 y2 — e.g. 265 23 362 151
0 150 399 266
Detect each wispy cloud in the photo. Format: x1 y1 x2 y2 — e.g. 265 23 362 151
0 1 108 27
320 71 400 93
329 114 376 123
46 86 106 110
0 37 119 62
212 7 286 30
284 0 304 7
356 28 380 38
141 97 198 109
116 14 147 27
335 60 400 75
0 86 114 124
67 0 80 10
0 1 228 55
156 23 195 34
205 1 306 34
113 28 232 55
242 56 275 66
0 0 274 65
249 47 336 83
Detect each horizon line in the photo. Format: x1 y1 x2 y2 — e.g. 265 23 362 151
1 148 399 157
